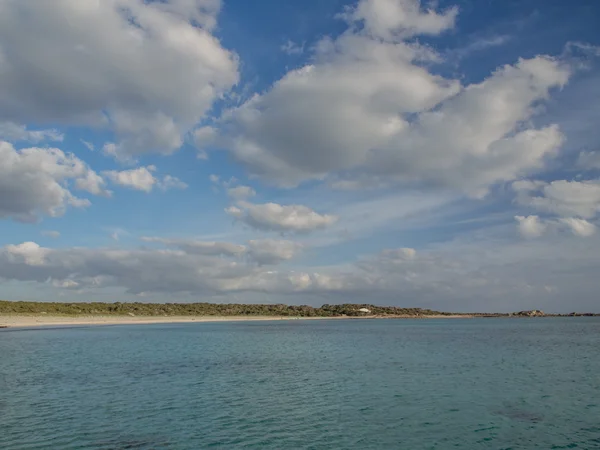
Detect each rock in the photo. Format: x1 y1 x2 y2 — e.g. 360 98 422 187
128 312 136 317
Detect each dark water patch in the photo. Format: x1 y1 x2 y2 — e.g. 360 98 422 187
492 407 545 423
492 401 545 423
93 437 172 449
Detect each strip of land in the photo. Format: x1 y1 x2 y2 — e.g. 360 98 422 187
0 300 473 328
0 300 596 328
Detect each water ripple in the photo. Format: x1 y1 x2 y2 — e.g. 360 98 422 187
1 318 599 449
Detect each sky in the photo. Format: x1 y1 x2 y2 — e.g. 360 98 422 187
1 0 600 313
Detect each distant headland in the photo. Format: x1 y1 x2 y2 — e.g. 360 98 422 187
0 300 598 328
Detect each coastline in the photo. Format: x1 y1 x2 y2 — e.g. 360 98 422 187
0 314 472 328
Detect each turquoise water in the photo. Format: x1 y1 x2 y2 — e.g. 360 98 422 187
1 318 599 449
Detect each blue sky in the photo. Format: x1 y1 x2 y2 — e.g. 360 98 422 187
1 0 600 312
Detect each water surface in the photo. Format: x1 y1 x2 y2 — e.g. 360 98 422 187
1 318 599 449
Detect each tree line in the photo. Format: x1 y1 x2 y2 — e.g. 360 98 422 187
0 300 452 317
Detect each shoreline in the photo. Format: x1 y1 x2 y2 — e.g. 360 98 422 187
0 314 472 328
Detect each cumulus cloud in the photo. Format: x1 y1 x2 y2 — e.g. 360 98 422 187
513 178 600 219
0 0 238 159
193 126 218 159
52 279 79 289
4 242 50 266
0 140 108 222
0 239 342 295
226 201 338 233
227 185 256 200
513 177 600 238
158 175 189 191
2 232 600 311
340 0 458 40
104 166 157 192
515 215 546 238
576 150 600 169
0 242 246 294
104 166 187 192
141 237 247 257
75 170 112 197
0 238 311 295
379 247 417 260
141 236 302 265
559 218 596 237
208 174 253 197
247 239 303 265
0 122 63 143
211 0 570 196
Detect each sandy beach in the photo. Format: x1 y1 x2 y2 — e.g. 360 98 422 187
0 314 472 328
0 315 330 328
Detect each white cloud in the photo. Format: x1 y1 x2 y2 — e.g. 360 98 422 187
4 242 49 266
281 40 304 55
158 175 188 191
449 35 511 60
52 279 79 289
247 239 302 265
104 166 157 192
0 122 63 143
193 126 218 159
0 240 307 295
380 247 417 260
102 143 121 161
576 150 600 169
514 179 600 219
0 140 107 222
515 215 546 238
81 140 95 151
227 185 256 200
75 170 112 197
209 175 252 197
104 166 186 192
340 0 458 40
0 0 238 159
41 230 60 239
226 201 338 233
142 236 301 265
513 177 600 238
141 236 247 257
213 0 570 195
559 218 596 237
2 231 600 311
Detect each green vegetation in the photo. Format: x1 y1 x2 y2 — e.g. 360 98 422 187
0 300 455 317
1 301 597 317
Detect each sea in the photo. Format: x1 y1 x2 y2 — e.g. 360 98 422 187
1 318 599 449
